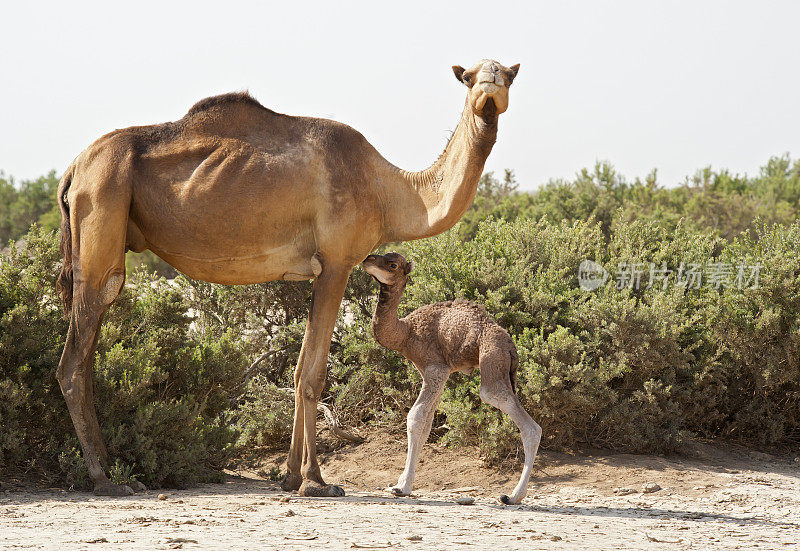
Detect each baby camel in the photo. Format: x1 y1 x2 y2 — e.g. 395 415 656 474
362 253 542 504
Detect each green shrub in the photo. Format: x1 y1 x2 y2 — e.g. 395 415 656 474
235 377 295 459
333 215 800 458
0 228 247 488
4 154 800 485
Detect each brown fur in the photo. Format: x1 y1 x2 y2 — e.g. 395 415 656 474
362 254 517 392
55 60 520 497
363 252 539 504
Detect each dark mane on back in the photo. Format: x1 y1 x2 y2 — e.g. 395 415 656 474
185 92 273 117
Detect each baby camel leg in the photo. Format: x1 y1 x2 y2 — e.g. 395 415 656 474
388 364 450 496
479 353 541 505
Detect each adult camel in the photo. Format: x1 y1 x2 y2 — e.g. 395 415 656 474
56 59 520 497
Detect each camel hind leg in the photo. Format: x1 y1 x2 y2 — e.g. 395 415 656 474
59 275 128 495
57 167 134 495
479 345 541 505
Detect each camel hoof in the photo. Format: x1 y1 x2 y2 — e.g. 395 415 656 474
499 494 515 505
130 481 148 493
387 486 410 497
281 472 303 492
93 482 134 497
298 480 345 497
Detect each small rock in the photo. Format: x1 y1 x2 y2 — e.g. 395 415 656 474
550 535 563 541
130 480 148 493
613 487 637 496
280 496 291 503
407 535 423 541
284 509 295 517
642 483 662 494
456 496 475 505
157 494 167 501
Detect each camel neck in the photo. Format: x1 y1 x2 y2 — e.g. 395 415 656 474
379 100 498 243
371 281 409 352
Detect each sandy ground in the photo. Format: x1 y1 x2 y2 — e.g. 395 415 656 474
2 432 799 550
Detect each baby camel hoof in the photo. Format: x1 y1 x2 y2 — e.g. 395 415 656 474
281 472 303 492
387 486 410 497
499 494 518 505
298 480 345 497
93 482 134 497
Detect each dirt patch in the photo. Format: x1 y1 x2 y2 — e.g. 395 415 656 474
2 431 799 550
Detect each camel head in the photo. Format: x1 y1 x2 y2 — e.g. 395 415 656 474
362 252 414 286
452 59 520 116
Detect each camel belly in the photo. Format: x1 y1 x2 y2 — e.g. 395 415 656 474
129 208 322 284
150 237 321 284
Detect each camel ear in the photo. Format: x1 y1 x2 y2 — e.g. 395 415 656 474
509 63 520 83
452 65 466 84
405 261 414 274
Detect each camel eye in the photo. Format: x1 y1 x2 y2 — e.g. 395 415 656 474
390 263 397 269
462 74 471 84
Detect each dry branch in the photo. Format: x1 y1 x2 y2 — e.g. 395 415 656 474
276 387 363 443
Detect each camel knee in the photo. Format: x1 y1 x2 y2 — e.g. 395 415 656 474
479 385 510 408
56 364 85 404
100 273 125 305
406 403 427 432
298 372 325 402
525 421 543 445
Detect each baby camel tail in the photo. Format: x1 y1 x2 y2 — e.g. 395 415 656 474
362 253 542 505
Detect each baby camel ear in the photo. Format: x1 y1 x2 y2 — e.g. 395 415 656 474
405 261 414 274
452 65 466 84
509 63 520 79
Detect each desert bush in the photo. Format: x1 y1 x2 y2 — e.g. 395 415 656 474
689 222 800 444
336 215 800 460
0 228 247 488
235 377 295 459
4 154 800 487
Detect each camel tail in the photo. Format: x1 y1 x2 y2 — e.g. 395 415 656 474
509 348 518 394
57 164 75 317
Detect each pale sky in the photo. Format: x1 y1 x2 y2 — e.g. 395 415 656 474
1 0 798 190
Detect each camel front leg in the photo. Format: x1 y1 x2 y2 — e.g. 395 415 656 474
388 364 449 497
284 262 351 497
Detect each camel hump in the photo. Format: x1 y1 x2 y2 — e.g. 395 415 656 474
184 91 277 118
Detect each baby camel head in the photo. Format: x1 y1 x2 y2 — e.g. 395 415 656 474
453 59 520 116
362 252 414 286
